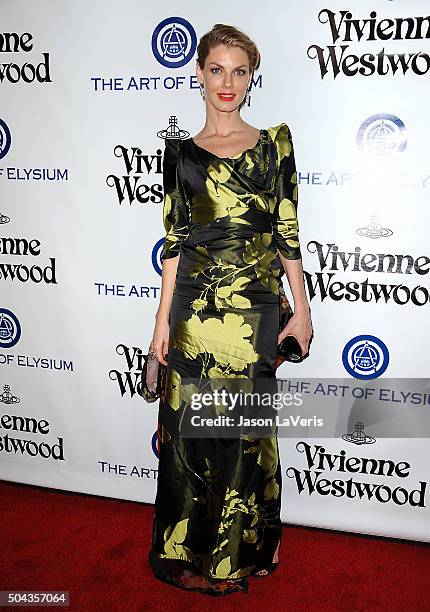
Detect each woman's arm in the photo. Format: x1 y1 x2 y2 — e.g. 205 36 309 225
278 255 309 314
152 257 178 365
277 254 313 357
271 123 313 356
151 138 190 365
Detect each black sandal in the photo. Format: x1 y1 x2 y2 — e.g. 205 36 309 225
252 562 279 578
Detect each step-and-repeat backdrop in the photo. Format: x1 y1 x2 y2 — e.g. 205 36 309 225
1 1 429 543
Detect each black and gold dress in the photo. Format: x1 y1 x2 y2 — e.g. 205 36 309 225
148 123 302 595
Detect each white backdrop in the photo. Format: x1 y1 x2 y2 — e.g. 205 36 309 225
1 0 429 543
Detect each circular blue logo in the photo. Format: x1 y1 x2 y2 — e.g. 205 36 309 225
0 119 12 160
342 334 389 380
152 238 165 276
356 114 406 165
152 17 197 68
0 308 21 348
151 430 160 459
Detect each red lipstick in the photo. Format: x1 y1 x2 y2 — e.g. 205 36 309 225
217 93 236 102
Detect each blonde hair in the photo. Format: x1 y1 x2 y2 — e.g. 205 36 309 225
197 24 260 109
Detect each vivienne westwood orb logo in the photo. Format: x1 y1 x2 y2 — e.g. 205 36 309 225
342 334 389 380
152 17 197 68
342 421 376 445
157 115 190 140
356 114 407 165
0 384 20 405
356 215 393 239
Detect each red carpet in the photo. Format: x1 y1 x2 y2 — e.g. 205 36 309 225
1 479 429 611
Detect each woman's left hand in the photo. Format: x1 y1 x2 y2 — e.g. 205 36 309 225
277 308 314 358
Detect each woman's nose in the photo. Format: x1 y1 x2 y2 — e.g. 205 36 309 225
222 74 232 88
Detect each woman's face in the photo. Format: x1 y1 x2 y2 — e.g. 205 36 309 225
196 44 251 112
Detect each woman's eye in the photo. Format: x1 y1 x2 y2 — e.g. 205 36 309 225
209 68 247 75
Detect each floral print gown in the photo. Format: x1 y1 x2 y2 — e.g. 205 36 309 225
148 123 302 595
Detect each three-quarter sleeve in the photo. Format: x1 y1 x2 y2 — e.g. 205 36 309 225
161 138 190 261
272 123 302 260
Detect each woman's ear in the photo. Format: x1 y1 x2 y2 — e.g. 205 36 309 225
196 61 203 85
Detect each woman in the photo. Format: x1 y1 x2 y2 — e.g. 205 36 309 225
148 23 313 595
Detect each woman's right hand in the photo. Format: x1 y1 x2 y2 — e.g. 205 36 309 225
151 314 170 366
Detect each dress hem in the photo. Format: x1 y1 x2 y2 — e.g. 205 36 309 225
149 549 262 580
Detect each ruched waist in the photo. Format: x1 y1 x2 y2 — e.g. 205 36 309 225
173 285 280 304
186 211 273 246
172 208 284 307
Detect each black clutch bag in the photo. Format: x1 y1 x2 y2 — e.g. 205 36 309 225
140 349 167 402
277 294 303 362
